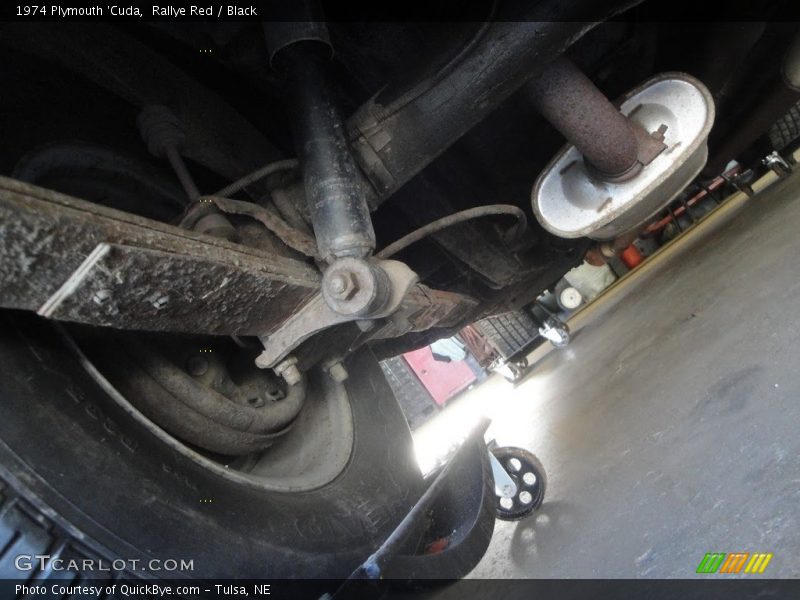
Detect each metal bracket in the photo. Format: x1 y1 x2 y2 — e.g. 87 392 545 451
489 450 518 499
256 260 419 369
722 170 756 197
539 316 571 348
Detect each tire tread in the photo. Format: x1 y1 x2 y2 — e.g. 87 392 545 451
769 102 800 150
0 473 114 598
475 310 539 359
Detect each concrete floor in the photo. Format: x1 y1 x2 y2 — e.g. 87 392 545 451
413 164 800 578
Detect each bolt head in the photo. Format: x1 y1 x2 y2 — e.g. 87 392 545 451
274 357 302 386
327 361 349 383
280 365 302 386
356 319 376 333
321 258 388 317
327 273 348 295
326 270 360 301
152 294 170 309
93 289 112 305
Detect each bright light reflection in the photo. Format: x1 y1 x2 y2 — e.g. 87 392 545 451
412 368 553 475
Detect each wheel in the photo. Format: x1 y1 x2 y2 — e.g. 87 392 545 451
546 323 571 350
491 446 546 521
494 360 527 383
558 328 571 348
0 313 423 580
539 316 571 349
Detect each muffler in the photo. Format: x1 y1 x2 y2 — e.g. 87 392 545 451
529 58 715 240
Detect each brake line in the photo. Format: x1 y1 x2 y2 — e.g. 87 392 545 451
214 158 299 197
375 204 528 259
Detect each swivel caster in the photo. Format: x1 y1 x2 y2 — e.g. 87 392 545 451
488 445 547 521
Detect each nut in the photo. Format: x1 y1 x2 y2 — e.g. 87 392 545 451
93 289 112 305
321 257 390 317
274 356 302 386
322 359 349 383
152 294 170 309
326 270 359 300
356 319 376 333
327 273 348 295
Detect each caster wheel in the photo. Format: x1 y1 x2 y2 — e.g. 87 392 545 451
551 325 570 348
496 360 527 383
540 318 570 349
491 446 546 521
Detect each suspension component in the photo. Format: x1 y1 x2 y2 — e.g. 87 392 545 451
138 105 238 241
82 332 306 456
321 257 392 317
255 260 478 370
137 105 201 202
262 8 415 371
265 16 375 263
256 259 417 369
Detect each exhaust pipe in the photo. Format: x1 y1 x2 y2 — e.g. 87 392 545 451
346 0 643 205
528 59 715 240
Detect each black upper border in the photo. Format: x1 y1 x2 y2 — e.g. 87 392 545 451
2 0 800 23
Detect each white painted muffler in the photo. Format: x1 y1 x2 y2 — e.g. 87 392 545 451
532 73 715 240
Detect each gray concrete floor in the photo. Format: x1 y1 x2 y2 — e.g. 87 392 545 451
414 165 800 578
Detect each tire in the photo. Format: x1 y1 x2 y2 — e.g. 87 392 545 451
474 310 540 360
0 313 423 580
769 101 800 150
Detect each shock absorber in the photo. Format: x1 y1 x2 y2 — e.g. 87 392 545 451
264 14 375 263
264 7 398 333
